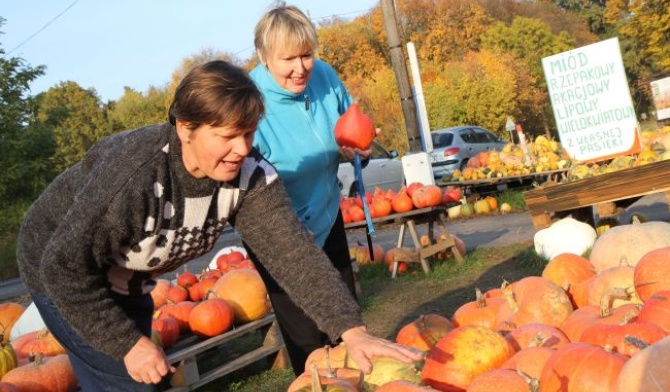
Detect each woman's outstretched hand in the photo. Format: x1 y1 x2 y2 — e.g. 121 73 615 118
340 326 425 375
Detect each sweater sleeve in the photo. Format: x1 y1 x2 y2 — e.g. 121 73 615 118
231 173 364 341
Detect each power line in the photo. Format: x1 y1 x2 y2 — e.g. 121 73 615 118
7 0 79 55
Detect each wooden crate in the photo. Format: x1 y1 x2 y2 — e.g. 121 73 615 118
523 160 670 229
161 313 286 391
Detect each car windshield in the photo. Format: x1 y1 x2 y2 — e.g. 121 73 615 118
432 132 453 148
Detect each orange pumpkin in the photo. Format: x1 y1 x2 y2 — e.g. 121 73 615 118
151 312 180 350
150 278 172 309
351 243 385 265
541 253 596 307
10 328 66 360
0 303 26 343
166 285 189 304
288 365 361 392
411 185 442 209
500 346 555 380
2 354 78 392
158 301 196 333
579 320 667 357
421 325 516 391
376 380 436 391
587 265 640 308
637 290 670 333
391 190 414 213
208 269 271 323
188 298 234 338
452 288 504 329
634 246 670 302
504 323 570 351
559 302 640 343
334 102 375 150
176 267 199 289
494 277 574 332
304 343 354 370
467 369 534 392
539 342 627 392
395 314 454 351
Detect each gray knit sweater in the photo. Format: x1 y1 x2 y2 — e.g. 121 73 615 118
16 123 363 360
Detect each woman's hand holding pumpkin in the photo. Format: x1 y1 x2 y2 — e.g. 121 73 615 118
340 325 424 374
124 335 176 384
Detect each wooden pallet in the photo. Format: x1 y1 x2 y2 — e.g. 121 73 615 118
523 160 670 229
161 313 286 391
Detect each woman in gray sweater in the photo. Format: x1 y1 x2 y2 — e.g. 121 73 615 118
16 60 421 390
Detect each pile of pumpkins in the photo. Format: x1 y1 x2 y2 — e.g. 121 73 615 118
0 246 271 391
342 183 512 224
149 247 270 349
443 126 670 184
289 218 670 391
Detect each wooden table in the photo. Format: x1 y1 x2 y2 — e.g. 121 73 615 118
345 206 464 277
523 160 670 229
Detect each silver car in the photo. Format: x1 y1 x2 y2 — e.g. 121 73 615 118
337 141 405 197
428 126 507 178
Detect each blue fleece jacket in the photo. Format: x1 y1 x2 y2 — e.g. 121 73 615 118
250 60 352 246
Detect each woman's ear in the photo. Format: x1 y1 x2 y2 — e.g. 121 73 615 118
175 119 192 144
256 50 267 68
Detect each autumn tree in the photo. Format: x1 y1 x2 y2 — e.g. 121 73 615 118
36 81 111 171
109 86 168 131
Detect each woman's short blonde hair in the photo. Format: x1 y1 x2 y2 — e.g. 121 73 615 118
254 2 318 62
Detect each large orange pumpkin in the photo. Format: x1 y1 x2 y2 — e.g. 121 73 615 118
0 304 26 343
208 269 271 323
504 323 570 351
579 319 667 357
559 302 640 343
494 277 573 332
500 346 555 380
10 328 66 360
539 342 627 392
411 185 442 209
634 246 670 302
395 314 454 352
587 265 640 308
392 190 414 213
2 354 78 392
421 325 516 391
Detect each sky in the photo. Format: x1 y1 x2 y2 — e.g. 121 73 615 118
2 0 379 102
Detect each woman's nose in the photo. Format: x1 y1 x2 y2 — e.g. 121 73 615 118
233 136 252 156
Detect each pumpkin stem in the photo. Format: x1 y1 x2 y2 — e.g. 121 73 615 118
309 363 324 392
599 287 633 317
515 369 540 392
624 335 648 350
529 333 547 348
323 345 336 378
475 288 487 308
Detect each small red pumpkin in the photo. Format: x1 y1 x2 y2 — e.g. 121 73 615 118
334 103 375 150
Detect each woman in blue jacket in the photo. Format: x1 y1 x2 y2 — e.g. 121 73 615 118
248 3 374 374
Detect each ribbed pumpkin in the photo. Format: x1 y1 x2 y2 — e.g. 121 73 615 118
0 303 26 343
539 343 627 392
451 288 504 329
208 269 271 323
2 354 78 392
10 328 66 360
411 185 442 209
395 314 454 351
559 302 640 343
634 246 670 302
494 277 573 332
421 325 516 391
616 334 670 391
589 219 670 273
579 319 667 357
0 343 17 380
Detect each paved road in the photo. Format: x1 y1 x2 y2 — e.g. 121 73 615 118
3 193 669 302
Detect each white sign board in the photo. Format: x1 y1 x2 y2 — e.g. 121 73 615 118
650 76 670 121
542 37 640 162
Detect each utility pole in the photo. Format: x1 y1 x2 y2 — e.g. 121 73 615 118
380 0 423 153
